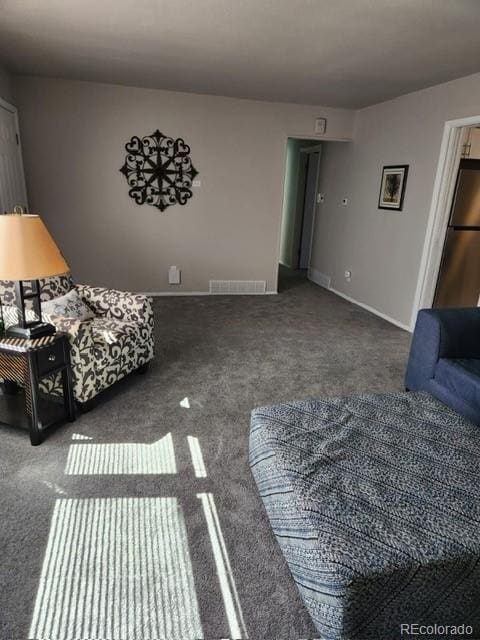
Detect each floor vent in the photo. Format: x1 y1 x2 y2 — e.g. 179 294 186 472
309 269 331 289
209 280 267 295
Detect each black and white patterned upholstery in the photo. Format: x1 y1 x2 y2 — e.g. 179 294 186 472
0 274 73 306
0 275 154 403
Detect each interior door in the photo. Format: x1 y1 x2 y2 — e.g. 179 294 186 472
0 103 28 213
299 150 321 269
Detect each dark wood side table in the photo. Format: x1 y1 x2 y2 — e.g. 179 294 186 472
0 333 76 445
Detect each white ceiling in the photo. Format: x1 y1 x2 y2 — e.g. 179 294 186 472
1 0 480 109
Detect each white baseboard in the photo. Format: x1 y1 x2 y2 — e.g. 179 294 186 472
141 291 278 297
308 268 410 332
329 287 411 332
140 291 210 296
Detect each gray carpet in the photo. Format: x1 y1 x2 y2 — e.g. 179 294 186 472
0 267 411 640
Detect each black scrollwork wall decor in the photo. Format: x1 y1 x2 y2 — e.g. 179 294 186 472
120 129 198 212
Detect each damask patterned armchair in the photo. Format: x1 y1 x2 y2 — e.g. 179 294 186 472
0 275 154 407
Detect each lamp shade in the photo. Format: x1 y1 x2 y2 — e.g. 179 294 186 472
0 214 69 280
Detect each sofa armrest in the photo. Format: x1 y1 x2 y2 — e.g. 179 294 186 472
405 308 480 390
75 284 154 326
43 313 95 379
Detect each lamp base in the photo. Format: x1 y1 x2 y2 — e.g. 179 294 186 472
6 322 56 339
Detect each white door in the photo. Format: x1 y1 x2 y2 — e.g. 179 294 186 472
0 102 28 213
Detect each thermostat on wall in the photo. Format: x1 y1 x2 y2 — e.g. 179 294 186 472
315 118 327 134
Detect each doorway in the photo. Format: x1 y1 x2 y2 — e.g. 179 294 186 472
433 155 480 307
278 138 321 286
414 122 480 320
0 98 28 213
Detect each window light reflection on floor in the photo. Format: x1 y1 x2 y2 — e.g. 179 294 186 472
198 492 248 639
65 433 176 475
42 481 68 496
33 434 247 638
29 497 202 640
187 435 208 478
180 396 204 409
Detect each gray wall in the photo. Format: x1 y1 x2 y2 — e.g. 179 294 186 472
310 72 480 329
14 76 355 293
0 65 14 104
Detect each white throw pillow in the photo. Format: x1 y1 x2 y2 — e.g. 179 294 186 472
42 289 95 321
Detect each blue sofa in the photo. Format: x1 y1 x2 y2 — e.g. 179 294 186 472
405 307 480 424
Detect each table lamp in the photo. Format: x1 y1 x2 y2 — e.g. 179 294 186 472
0 211 69 339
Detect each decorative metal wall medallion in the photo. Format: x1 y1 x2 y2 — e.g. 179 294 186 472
120 130 198 212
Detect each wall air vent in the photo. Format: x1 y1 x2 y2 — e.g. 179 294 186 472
308 268 331 289
209 280 267 295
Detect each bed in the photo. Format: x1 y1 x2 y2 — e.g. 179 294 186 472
249 391 480 639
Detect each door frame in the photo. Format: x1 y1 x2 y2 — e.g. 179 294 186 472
411 114 480 330
0 96 29 212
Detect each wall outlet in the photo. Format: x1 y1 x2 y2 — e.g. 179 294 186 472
341 197 348 206
317 193 325 203
168 266 181 285
344 270 352 282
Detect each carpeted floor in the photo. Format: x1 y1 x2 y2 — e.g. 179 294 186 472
0 267 411 640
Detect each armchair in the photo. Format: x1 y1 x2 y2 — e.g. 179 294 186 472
405 307 480 424
0 275 154 407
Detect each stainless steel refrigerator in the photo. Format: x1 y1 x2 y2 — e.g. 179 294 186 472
433 159 480 307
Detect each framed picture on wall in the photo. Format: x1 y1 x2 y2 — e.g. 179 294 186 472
378 165 409 211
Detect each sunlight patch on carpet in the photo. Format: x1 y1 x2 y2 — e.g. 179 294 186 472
42 481 68 496
29 497 202 640
64 433 176 475
187 435 208 478
198 492 248 639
